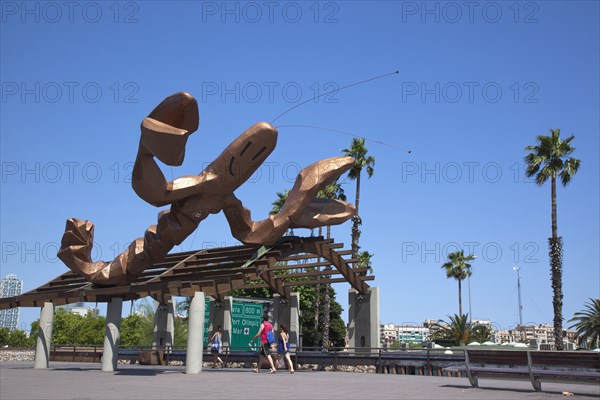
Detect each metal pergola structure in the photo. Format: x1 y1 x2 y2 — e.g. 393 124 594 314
0 236 374 310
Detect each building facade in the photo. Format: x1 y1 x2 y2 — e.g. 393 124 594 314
381 323 398 345
398 325 429 343
495 324 578 348
0 274 23 330
58 302 99 317
380 322 431 345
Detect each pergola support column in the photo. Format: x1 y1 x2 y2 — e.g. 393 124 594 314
102 298 123 372
34 302 54 369
186 291 205 374
348 287 380 353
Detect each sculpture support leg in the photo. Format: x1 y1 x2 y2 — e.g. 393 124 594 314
272 292 300 349
348 287 380 353
34 302 54 369
102 298 123 372
186 292 205 374
153 299 176 349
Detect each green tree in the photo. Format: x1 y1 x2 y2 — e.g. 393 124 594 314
172 316 188 346
341 138 375 259
358 250 374 275
0 327 9 345
441 250 475 317
298 284 346 348
79 313 105 345
0 328 33 347
470 324 493 344
120 314 146 346
39 308 105 345
130 299 188 346
430 314 472 346
29 321 39 343
270 189 293 235
12 330 34 347
568 298 600 349
525 129 581 350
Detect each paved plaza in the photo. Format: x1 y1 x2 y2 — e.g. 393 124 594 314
1 361 598 400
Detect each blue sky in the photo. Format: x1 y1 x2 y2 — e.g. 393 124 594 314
1 1 598 333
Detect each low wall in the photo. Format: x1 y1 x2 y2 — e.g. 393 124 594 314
0 348 35 361
0 348 465 376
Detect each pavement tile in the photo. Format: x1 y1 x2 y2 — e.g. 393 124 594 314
1 361 598 400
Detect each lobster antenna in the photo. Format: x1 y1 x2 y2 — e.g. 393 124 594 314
276 125 412 153
270 70 399 124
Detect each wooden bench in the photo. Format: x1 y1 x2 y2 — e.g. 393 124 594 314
445 349 600 392
50 346 102 363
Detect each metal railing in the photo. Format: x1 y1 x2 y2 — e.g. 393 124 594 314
47 344 467 375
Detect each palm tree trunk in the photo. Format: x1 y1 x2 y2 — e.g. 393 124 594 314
314 286 320 334
322 224 332 350
314 227 323 334
551 177 558 238
549 177 564 350
355 172 361 214
322 284 331 350
549 236 564 350
458 278 463 317
351 172 361 259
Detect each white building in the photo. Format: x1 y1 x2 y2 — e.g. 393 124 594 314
380 322 431 345
381 323 398 344
494 324 578 348
398 325 429 343
58 302 99 317
0 274 23 330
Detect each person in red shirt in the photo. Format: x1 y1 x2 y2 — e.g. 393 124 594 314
251 315 277 373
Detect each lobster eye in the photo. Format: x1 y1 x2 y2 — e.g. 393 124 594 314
252 146 267 161
229 157 236 176
240 141 252 156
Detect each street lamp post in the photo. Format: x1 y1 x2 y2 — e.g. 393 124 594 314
514 267 524 326
467 256 477 324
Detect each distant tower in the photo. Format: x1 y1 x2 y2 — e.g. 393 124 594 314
0 274 23 330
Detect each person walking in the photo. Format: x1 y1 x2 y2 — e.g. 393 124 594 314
210 326 224 367
251 315 276 373
278 324 294 373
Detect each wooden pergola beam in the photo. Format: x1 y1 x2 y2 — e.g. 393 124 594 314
0 237 372 310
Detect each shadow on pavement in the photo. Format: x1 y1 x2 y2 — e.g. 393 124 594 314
441 383 592 397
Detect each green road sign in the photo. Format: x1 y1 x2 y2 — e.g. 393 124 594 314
203 299 210 347
231 301 263 351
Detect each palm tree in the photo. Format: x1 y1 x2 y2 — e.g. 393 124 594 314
270 189 289 215
430 314 472 346
270 189 292 235
568 298 600 349
441 250 475 317
525 129 581 350
470 324 493 344
318 182 347 240
318 181 346 350
341 138 375 259
358 250 374 275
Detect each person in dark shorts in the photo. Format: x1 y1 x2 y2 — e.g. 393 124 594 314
250 315 277 373
209 325 224 367
278 324 294 373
